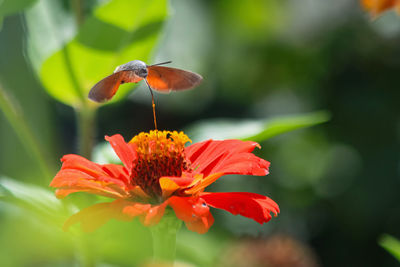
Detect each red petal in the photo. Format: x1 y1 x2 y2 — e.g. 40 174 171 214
201 192 279 224
168 196 213 233
185 211 214 234
168 196 195 222
105 134 137 170
59 154 105 177
185 139 269 177
216 153 270 176
168 196 211 222
102 164 130 185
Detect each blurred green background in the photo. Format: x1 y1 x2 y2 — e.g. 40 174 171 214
1 0 400 266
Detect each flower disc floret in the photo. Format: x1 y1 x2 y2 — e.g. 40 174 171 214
130 131 192 199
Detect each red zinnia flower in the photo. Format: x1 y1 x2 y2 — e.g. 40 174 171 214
50 131 279 234
361 0 400 17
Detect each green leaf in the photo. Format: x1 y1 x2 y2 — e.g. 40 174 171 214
0 0 38 31
0 0 38 17
185 111 331 143
36 0 168 107
0 86 52 181
25 0 77 71
379 234 400 262
92 140 120 164
0 176 74 220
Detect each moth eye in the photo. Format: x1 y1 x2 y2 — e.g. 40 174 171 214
138 68 148 77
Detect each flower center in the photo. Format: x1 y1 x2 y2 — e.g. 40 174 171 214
130 130 191 199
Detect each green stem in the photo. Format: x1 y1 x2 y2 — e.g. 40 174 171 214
149 211 182 263
0 85 52 182
69 0 96 160
72 0 85 26
62 46 97 159
61 46 86 103
76 106 96 159
76 234 95 267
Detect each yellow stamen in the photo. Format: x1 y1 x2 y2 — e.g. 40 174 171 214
130 130 191 154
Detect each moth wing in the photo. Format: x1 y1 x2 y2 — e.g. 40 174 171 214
146 66 203 93
88 71 141 102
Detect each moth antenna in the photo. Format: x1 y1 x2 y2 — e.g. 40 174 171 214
148 61 172 67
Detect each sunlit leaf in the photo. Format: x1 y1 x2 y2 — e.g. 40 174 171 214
34 0 167 107
185 111 330 143
379 234 400 262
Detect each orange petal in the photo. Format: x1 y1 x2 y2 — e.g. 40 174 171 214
160 176 198 198
141 201 168 226
159 177 181 198
396 0 400 13
62 199 171 233
184 172 224 195
122 202 151 217
361 0 373 9
59 154 105 177
63 200 128 232
185 174 204 188
55 188 96 199
362 0 397 16
122 201 169 227
52 169 127 199
50 154 131 199
130 186 151 200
